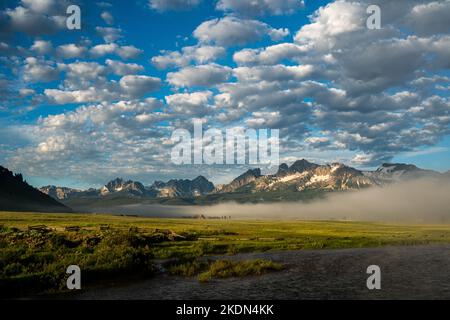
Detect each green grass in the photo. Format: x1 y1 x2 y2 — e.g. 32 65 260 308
166 257 283 282
167 258 209 277
2 211 450 297
198 259 283 283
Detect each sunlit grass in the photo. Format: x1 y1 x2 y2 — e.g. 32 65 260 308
2 211 450 297
198 259 283 283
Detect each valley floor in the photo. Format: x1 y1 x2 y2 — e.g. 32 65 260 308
2 211 450 299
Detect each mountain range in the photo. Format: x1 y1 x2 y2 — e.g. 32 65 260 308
40 159 446 207
40 175 214 201
1 160 447 212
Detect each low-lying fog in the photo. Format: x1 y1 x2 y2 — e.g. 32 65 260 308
93 178 450 223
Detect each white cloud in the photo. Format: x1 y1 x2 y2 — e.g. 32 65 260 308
116 45 143 59
294 1 365 50
406 1 450 36
233 43 304 66
96 26 123 43
45 73 161 104
61 62 107 81
233 64 315 82
152 45 226 69
23 57 59 82
193 16 289 47
105 59 144 76
90 43 118 57
304 136 331 148
8 99 173 183
3 0 67 36
44 87 112 104
119 75 161 97
4 0 450 183
90 43 143 59
19 88 35 97
149 0 201 12
216 0 304 17
165 91 212 115
56 44 87 59
21 0 61 13
167 64 232 87
30 40 53 55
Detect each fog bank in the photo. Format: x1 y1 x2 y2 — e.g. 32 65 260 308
96 178 450 223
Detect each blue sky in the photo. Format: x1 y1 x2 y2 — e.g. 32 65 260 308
0 0 450 188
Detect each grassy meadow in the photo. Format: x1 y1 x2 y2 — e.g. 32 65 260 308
2 211 450 297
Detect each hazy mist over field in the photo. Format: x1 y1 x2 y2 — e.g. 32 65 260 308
99 178 450 223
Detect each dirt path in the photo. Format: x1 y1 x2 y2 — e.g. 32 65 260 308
71 245 450 300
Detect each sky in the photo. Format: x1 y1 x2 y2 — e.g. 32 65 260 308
0 0 449 189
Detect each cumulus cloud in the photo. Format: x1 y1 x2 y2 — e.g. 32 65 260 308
241 0 450 162
23 57 59 82
56 44 87 59
44 64 160 104
7 99 175 184
96 26 123 43
90 43 143 59
193 16 289 46
90 43 117 57
216 0 304 17
152 45 226 69
233 64 315 82
119 75 161 97
405 1 450 36
30 40 53 55
304 136 332 149
165 91 213 116
3 0 450 185
294 1 366 50
1 0 68 37
59 61 107 89
44 87 110 104
167 64 232 87
149 0 202 12
233 43 304 66
117 45 143 59
105 59 144 76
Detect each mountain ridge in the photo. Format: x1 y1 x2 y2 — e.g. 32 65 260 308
0 166 71 213
37 159 447 206
40 175 215 201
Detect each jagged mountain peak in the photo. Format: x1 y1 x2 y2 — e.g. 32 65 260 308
236 168 261 179
101 177 147 196
150 175 214 198
192 175 209 183
215 168 261 193
39 185 80 200
276 159 320 178
35 159 449 206
289 159 318 172
215 159 375 194
365 162 441 183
